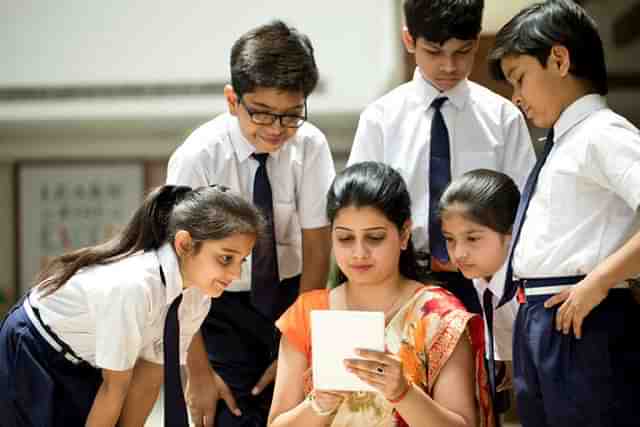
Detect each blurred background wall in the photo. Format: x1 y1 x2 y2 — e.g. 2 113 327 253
1 0 638 309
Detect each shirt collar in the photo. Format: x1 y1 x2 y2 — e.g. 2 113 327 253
228 116 255 163
412 67 470 111
473 260 508 299
228 115 283 163
156 242 184 305
553 94 607 143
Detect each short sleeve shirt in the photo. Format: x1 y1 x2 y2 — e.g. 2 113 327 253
33 243 211 370
514 95 640 278
166 113 336 290
348 68 536 253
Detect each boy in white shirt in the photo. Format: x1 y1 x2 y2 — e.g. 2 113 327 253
489 1 640 425
167 21 335 427
348 0 535 317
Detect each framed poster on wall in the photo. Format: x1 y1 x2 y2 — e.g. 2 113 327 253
17 162 144 295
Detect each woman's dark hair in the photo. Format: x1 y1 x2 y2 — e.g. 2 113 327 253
488 0 607 95
37 185 263 295
439 169 520 234
326 161 419 284
230 20 319 98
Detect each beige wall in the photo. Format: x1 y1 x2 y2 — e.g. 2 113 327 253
483 0 539 33
0 164 15 308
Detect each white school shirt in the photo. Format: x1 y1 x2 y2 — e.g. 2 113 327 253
32 243 211 370
513 95 640 278
166 112 336 291
473 262 518 361
348 68 535 252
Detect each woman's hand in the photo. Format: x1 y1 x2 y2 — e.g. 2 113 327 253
343 349 409 401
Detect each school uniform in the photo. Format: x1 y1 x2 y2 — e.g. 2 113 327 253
510 95 640 427
0 243 211 426
167 112 336 426
348 68 536 314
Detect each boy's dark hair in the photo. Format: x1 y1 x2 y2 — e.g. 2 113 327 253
488 0 607 95
404 0 484 44
230 20 319 99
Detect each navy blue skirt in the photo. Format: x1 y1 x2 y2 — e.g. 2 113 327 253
0 302 102 427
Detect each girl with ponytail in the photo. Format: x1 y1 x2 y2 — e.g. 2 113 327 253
0 185 263 427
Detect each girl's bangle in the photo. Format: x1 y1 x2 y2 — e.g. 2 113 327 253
387 380 412 404
306 392 338 417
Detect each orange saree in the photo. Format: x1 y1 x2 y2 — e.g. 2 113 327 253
276 285 494 426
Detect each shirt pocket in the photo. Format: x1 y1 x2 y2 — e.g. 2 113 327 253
273 200 300 246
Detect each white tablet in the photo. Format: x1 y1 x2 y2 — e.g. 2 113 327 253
310 310 385 391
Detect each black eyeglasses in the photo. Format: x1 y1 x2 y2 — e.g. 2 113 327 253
238 97 307 128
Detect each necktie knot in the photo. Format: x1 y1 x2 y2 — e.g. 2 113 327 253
253 152 269 166
431 97 448 111
483 288 494 306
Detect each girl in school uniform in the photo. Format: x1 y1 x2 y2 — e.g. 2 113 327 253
439 169 521 423
0 184 262 427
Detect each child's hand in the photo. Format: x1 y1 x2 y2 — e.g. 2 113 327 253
186 367 240 427
344 349 409 401
496 361 513 393
543 277 609 339
251 360 277 396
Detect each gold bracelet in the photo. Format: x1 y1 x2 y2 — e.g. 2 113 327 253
306 392 338 417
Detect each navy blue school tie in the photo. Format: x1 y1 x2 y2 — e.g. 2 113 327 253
482 288 501 427
163 293 189 427
251 153 280 320
429 97 451 262
498 129 555 308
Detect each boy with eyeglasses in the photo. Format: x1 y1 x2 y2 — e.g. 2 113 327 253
167 20 335 427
